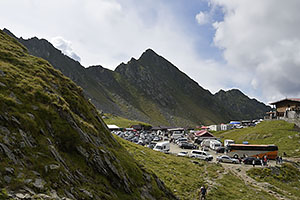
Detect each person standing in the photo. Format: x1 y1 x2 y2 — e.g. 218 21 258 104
252 159 255 167
279 156 283 164
264 155 268 166
200 185 207 200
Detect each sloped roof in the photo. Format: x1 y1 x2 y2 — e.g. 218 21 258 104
194 130 215 137
270 98 300 105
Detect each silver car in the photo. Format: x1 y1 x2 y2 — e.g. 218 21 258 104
216 155 240 164
190 150 213 161
177 151 188 157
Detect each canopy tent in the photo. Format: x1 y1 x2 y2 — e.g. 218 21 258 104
107 124 120 130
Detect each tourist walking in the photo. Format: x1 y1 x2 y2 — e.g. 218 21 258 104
199 185 207 200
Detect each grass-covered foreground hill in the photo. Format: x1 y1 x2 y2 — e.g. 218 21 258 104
0 30 176 199
214 120 300 157
116 136 275 200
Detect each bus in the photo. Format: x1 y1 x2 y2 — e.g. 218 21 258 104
227 144 278 159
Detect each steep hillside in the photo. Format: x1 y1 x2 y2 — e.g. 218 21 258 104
0 30 176 199
5 29 270 126
215 89 270 120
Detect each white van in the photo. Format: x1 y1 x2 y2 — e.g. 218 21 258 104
224 139 235 147
210 140 222 150
153 141 170 152
200 139 214 147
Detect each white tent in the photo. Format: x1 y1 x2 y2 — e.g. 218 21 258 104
107 124 120 130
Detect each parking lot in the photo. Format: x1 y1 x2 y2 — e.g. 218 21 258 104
112 130 278 167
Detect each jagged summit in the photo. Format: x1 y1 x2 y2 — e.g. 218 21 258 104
3 28 16 38
7 28 270 125
140 48 159 58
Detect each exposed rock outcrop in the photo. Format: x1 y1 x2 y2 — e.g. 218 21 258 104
0 29 176 199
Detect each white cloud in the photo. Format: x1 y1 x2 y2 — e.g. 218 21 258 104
51 36 81 62
210 0 300 102
0 0 274 103
195 11 210 25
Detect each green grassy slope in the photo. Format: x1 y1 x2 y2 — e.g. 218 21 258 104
103 113 151 128
214 120 300 157
0 30 175 199
116 136 274 200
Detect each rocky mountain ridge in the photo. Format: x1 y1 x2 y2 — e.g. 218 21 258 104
214 89 270 120
3 29 270 126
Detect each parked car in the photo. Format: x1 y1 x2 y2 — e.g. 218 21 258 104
179 142 198 149
201 146 210 151
216 155 240 164
242 157 261 165
190 150 213 161
216 147 225 153
146 142 157 149
172 132 184 140
176 138 188 145
177 151 189 157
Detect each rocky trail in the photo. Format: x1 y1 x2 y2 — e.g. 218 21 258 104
221 163 295 200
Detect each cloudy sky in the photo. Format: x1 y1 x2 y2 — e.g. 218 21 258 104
1 0 300 104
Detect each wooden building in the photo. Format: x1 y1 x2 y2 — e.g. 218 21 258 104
270 98 300 117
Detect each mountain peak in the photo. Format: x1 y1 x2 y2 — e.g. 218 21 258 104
2 28 16 38
139 48 160 59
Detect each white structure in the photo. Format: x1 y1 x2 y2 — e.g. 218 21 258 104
200 139 216 147
210 140 222 150
220 124 233 131
209 125 221 131
224 139 235 147
107 124 120 130
153 141 170 152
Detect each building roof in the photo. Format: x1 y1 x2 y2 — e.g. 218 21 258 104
201 126 209 129
107 124 120 129
194 130 215 137
270 98 300 105
168 128 184 131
